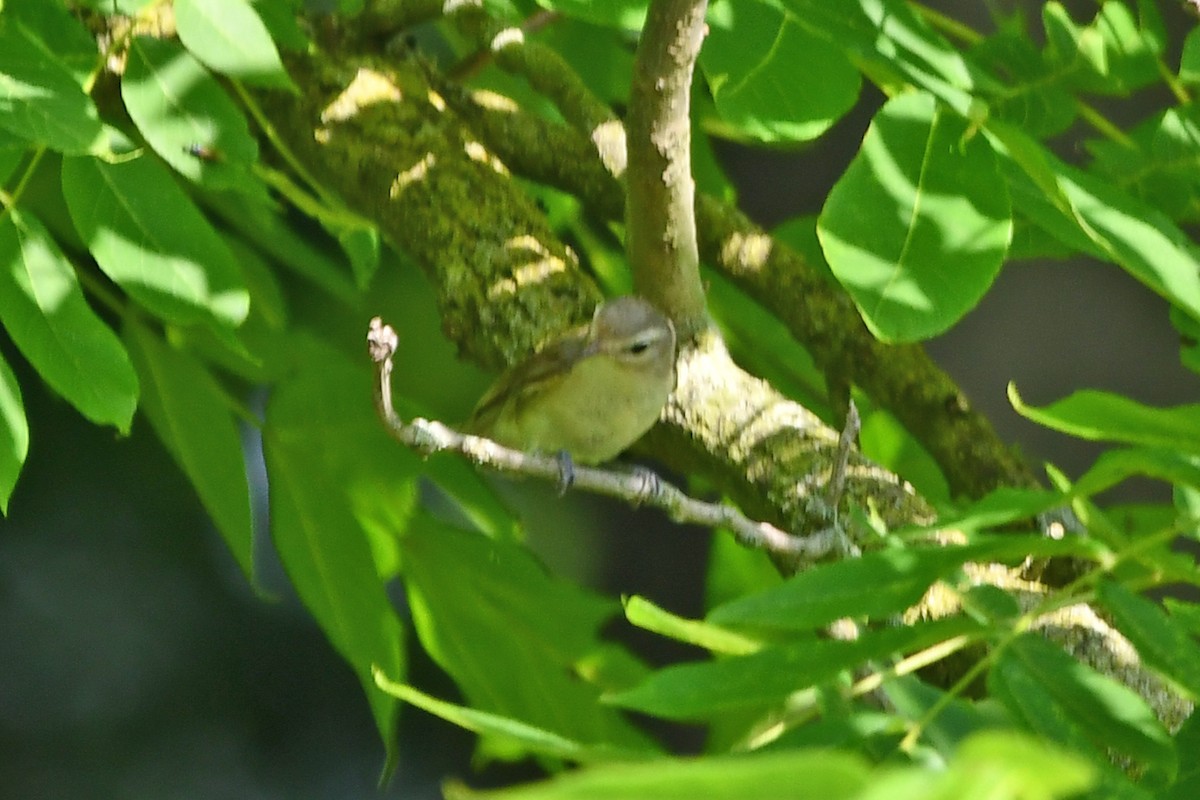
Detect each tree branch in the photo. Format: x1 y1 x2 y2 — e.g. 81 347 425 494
260 52 602 371
444 1 628 177
260 43 921 550
441 89 1037 498
368 317 848 563
626 0 709 338
249 25 1190 730
247 9 1189 738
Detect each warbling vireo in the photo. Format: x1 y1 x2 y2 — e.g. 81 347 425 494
467 296 677 464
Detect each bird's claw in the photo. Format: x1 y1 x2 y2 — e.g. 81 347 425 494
555 450 576 495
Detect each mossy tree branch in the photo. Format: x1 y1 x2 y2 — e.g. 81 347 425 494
438 86 1036 499
261 39 919 545
247 12 1188 731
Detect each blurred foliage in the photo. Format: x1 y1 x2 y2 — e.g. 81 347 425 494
0 0 1198 798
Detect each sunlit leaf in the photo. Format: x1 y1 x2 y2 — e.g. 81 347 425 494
0 19 103 154
777 0 980 115
534 0 648 32
1182 28 1200 84
623 595 761 655
0 209 137 431
446 749 869 800
818 92 1011 342
1041 1 1159 95
1074 448 1200 497
709 546 977 633
373 670 644 764
993 124 1200 322
0 350 28 514
1011 385 1200 455
174 0 297 90
62 149 250 329
1 0 98 83
122 36 261 193
866 730 1095 800
608 617 978 720
703 0 859 143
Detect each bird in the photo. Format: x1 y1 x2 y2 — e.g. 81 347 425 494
466 296 677 466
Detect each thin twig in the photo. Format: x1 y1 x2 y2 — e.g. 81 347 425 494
368 317 844 562
826 400 861 514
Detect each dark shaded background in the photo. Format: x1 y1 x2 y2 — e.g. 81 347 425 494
3 4 1199 798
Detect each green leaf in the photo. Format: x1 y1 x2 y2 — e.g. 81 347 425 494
1181 28 1200 85
224 235 287 330
174 0 297 90
708 546 976 633
1010 385 1200 455
1088 106 1200 224
859 730 1096 800
0 19 104 154
1061 167 1200 320
373 670 644 764
1097 581 1200 701
534 0 648 32
263 340 411 765
818 92 1012 343
936 486 1067 532
248 0 311 52
401 514 658 760
608 616 978 721
702 0 860 143
988 633 1175 778
420 453 520 540
970 28 1076 138
704 528 784 612
778 0 980 115
959 532 1109 564
0 141 24 186
0 350 28 514
62 149 250 329
122 36 261 193
201 189 359 305
1042 1 1159 95
445 749 870 800
623 596 761 656
0 209 138 432
1163 598 1200 636
1074 448 1200 497
123 320 254 580
880 674 1008 758
334 221 380 290
993 125 1200 322
537 17 634 108
1161 713 1200 800
2 0 99 84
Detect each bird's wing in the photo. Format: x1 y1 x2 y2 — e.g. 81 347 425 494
466 330 589 432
